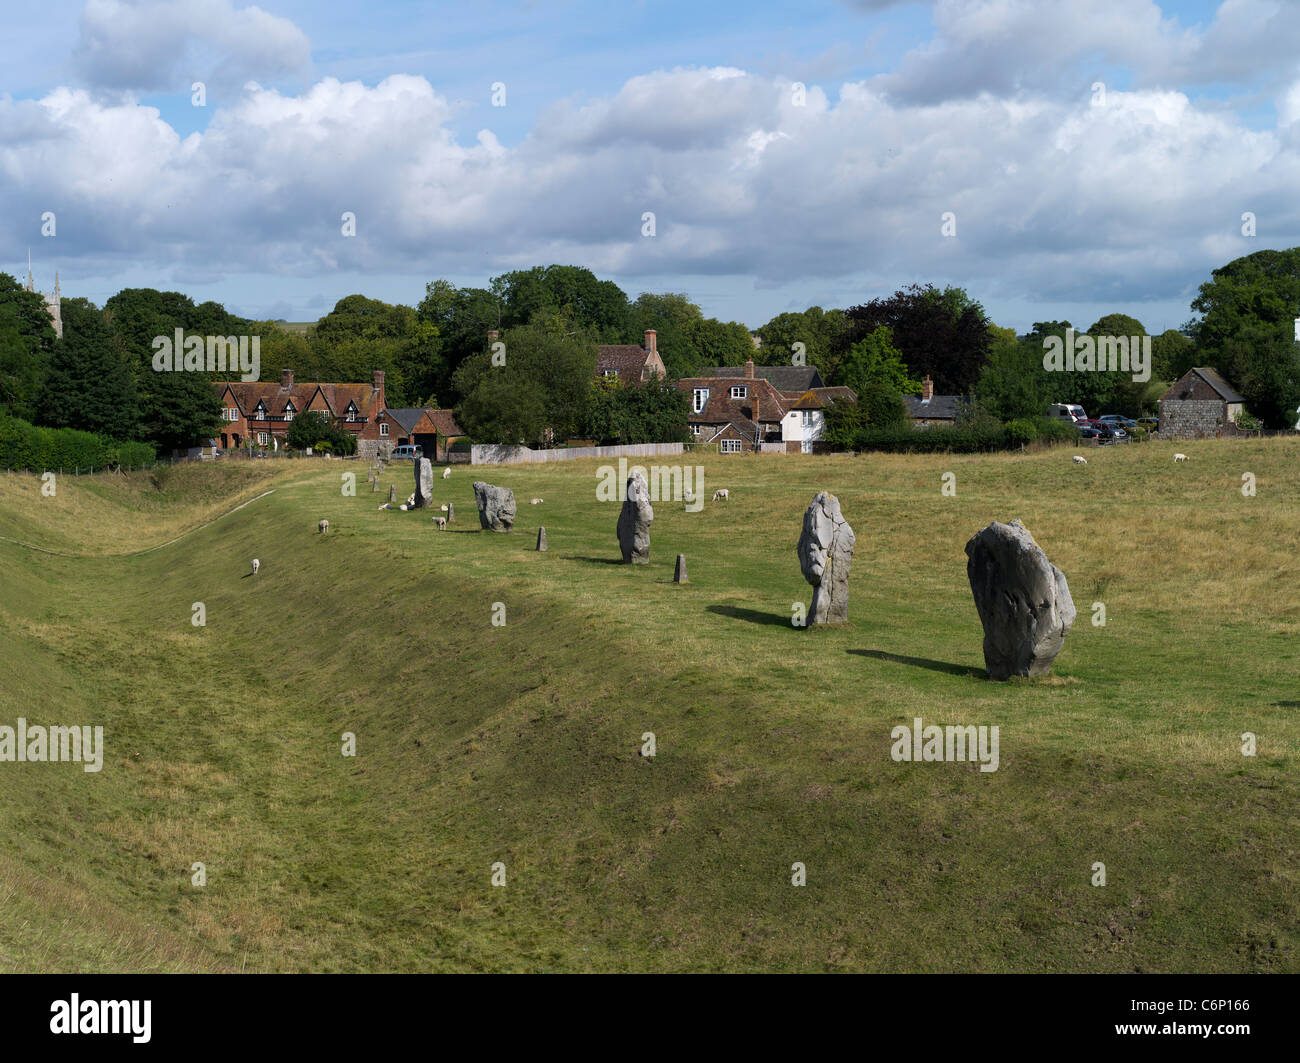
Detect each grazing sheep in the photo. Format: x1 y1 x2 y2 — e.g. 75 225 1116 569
683 488 695 504
530 497 543 504
712 488 729 502
440 504 449 512
251 558 260 575
1072 455 1088 465
433 516 447 529
318 519 329 533
1173 452 1187 462
442 467 451 479
406 492 416 506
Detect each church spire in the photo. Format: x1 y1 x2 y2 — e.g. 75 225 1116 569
25 247 33 292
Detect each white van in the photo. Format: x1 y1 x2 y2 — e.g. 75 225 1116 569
1048 403 1088 424
391 445 423 460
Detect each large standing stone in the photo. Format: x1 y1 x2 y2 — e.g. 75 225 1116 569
617 470 654 563
413 459 434 509
797 492 855 624
965 519 1076 680
473 482 516 532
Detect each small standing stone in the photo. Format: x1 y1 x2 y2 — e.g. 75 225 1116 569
536 527 548 551
447 501 455 523
388 484 396 504
372 476 379 492
673 554 688 583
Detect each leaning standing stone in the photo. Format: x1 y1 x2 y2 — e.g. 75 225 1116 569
965 519 1076 679
617 470 654 563
536 527 548 551
797 492 855 624
473 482 516 532
674 554 688 583
413 459 434 509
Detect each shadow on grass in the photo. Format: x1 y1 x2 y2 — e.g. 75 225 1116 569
848 648 981 678
1273 700 1300 708
564 555 627 565
706 604 795 628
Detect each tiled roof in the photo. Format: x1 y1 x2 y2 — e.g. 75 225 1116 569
677 376 788 425
702 365 824 393
1190 367 1245 404
788 386 857 409
215 379 383 419
384 408 426 434
596 345 652 380
416 409 464 436
904 394 960 420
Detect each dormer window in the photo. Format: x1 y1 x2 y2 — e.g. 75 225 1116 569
693 388 709 413
284 402 296 421
603 369 619 378
253 402 267 419
730 386 747 399
346 403 358 423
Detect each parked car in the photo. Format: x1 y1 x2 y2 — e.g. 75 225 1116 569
391 445 424 460
1137 416 1158 431
1098 414 1138 430
1049 403 1088 424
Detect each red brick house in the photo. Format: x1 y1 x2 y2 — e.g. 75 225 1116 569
595 330 667 383
213 369 390 458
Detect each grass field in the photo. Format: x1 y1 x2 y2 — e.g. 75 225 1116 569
0 439 1297 972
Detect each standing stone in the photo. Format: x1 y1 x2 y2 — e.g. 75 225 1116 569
413 458 434 509
372 476 378 492
473 482 516 532
617 470 654 563
797 492 855 624
536 527 548 551
965 519 1076 680
674 554 688 583
388 484 396 504
447 501 455 524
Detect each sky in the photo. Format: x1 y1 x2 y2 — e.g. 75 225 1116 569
3 0 1300 335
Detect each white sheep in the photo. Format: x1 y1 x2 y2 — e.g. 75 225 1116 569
442 467 451 479
1173 453 1187 462
251 558 260 575
318 519 329 533
1072 455 1088 465
433 516 447 530
712 488 729 501
530 497 543 504
406 493 416 506
440 504 449 512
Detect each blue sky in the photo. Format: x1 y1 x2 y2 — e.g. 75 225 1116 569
4 0 1300 335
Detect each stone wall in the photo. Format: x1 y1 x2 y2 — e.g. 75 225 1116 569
1159 399 1232 439
471 441 686 465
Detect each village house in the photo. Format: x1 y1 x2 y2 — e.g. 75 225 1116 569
677 360 855 453
213 369 390 458
904 376 961 428
594 330 667 383
1157 367 1247 438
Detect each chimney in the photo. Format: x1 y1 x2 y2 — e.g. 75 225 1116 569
487 329 499 343
644 329 657 356
373 369 385 392
921 375 934 402
744 359 755 379
281 368 293 390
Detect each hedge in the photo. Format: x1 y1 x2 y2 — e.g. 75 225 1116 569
848 417 1077 455
0 416 156 471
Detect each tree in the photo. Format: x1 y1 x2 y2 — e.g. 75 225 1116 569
975 327 1049 422
841 284 991 394
756 306 851 383
492 265 631 340
0 272 56 420
837 326 921 398
584 376 690 444
38 298 139 439
453 324 597 445
1152 328 1196 382
286 410 357 455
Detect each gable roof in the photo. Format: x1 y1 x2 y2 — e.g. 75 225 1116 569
1163 367 1246 404
214 378 384 420
904 394 961 420
415 409 464 436
701 365 824 393
788 386 858 409
384 408 426 434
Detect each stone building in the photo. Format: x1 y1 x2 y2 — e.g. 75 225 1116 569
24 252 62 339
1157 367 1246 439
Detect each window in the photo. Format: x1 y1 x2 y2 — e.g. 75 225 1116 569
257 432 269 445
690 423 702 436
730 386 747 399
284 402 295 421
346 405 357 422
253 403 266 419
380 423 389 436
603 369 618 378
225 408 239 421
802 410 814 428
693 388 709 413
721 439 741 453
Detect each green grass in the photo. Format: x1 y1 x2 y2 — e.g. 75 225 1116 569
0 439 1297 972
